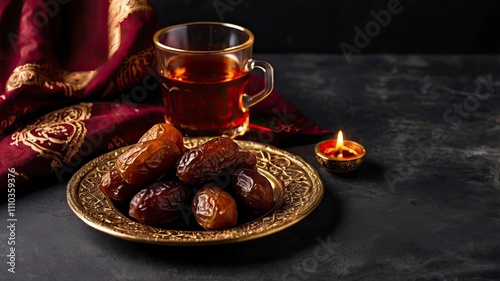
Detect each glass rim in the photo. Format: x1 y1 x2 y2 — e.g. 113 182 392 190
153 22 254 55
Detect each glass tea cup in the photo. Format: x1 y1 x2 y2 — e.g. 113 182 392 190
153 22 274 137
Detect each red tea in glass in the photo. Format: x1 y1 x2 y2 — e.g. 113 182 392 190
161 55 250 136
154 22 274 137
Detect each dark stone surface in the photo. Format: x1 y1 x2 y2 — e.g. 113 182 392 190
1 54 499 280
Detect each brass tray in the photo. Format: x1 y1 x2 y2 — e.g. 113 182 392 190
67 137 324 245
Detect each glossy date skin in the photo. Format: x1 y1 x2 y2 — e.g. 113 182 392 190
102 132 269 229
138 123 184 151
116 139 181 185
192 184 238 230
129 180 191 225
235 150 257 170
176 137 239 185
98 169 144 204
232 168 275 213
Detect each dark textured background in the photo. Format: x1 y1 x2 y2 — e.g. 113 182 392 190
1 1 500 280
149 0 500 54
2 54 499 280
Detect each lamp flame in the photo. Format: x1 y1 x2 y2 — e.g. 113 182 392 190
336 130 344 149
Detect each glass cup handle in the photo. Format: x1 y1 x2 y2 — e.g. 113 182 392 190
244 59 274 108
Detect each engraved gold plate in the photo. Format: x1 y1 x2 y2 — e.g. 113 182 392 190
67 138 324 245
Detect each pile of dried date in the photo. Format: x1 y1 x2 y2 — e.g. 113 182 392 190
98 123 275 230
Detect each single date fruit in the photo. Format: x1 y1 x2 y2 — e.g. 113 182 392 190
235 150 257 170
129 180 191 225
176 137 239 185
98 169 144 204
192 184 238 230
232 168 275 213
116 139 181 185
138 123 184 151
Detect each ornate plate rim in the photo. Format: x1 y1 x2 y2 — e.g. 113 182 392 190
67 138 324 245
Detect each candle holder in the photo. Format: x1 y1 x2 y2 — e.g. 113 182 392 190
314 139 366 173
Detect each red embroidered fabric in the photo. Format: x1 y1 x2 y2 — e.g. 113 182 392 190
0 0 329 191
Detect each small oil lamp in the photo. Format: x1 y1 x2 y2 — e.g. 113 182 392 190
315 130 366 172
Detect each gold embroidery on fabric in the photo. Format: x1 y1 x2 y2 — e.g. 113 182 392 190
6 64 57 92
108 0 152 59
60 69 97 93
102 46 156 96
3 1 152 133
5 0 152 94
10 103 92 170
5 64 96 96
